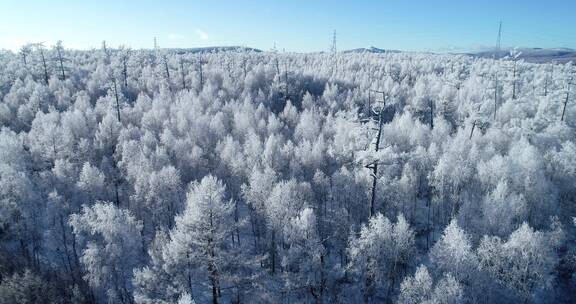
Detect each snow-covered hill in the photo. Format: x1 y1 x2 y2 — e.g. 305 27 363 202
343 46 401 54
471 47 576 63
172 46 262 54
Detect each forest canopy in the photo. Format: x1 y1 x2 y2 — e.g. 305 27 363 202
0 44 575 303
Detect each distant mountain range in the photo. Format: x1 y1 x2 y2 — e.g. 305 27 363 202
342 46 401 54
169 46 402 55
164 45 574 64
469 47 576 64
343 46 575 63
172 46 262 54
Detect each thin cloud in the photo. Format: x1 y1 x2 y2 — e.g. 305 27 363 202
195 29 209 41
168 33 184 40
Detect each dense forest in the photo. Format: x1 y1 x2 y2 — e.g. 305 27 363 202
0 43 575 303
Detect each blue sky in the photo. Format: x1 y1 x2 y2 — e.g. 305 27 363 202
2 0 575 52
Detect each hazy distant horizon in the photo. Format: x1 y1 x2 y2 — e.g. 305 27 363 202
2 42 575 55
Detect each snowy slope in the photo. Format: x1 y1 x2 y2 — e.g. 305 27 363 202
471 47 576 63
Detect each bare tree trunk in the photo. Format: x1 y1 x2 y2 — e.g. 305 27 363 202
112 78 121 122
469 121 476 139
242 57 248 79
275 57 280 76
102 40 108 59
284 62 289 102
319 253 325 304
211 274 219 304
544 65 553 96
59 215 77 280
512 59 517 99
122 58 128 87
186 253 194 298
562 91 569 122
40 48 49 85
426 193 432 250
369 162 379 218
367 90 371 117
164 56 171 83
234 199 241 245
207 211 220 304
248 208 259 253
367 91 387 218
429 98 434 129
180 57 187 90
114 180 121 206
57 47 66 80
369 110 384 217
271 229 276 274
562 77 572 122
494 75 498 121
198 56 205 89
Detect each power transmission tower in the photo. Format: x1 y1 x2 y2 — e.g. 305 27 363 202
330 30 337 54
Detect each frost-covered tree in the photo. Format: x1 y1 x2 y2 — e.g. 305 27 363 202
76 162 106 203
281 207 326 302
241 166 277 254
477 222 564 302
69 202 143 303
481 180 527 237
162 175 235 304
133 229 181 304
0 128 40 268
398 265 464 304
0 270 60 304
264 178 312 274
429 219 478 282
398 265 432 304
347 214 415 301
